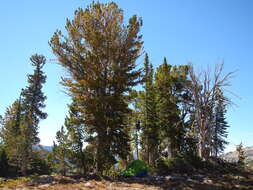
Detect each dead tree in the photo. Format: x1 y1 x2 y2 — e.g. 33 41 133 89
187 63 234 160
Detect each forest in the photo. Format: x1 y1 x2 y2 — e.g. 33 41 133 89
0 1 252 190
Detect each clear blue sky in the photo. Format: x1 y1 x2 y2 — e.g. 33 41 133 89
0 0 252 152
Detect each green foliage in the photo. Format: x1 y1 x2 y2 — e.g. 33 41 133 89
155 60 190 158
0 177 30 188
30 150 52 175
64 102 91 175
0 147 9 177
103 166 120 178
138 53 159 166
211 90 229 157
237 143 246 167
0 1 235 179
121 160 149 177
51 126 71 176
49 1 143 173
156 157 192 175
0 54 47 176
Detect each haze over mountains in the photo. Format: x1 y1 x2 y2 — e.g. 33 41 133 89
223 146 253 163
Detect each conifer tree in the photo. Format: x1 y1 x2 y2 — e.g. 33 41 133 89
236 142 245 166
188 64 233 160
211 90 229 157
0 99 23 171
52 126 71 176
139 53 159 166
64 102 88 175
155 59 190 158
0 147 9 177
50 2 143 173
22 55 47 141
20 54 47 175
155 59 179 157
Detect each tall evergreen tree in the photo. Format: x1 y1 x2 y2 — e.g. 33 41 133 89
211 90 229 157
139 53 159 166
155 58 190 158
19 54 47 175
155 59 179 157
49 2 143 173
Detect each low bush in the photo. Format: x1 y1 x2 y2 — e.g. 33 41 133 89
120 160 150 177
0 177 30 188
156 157 193 175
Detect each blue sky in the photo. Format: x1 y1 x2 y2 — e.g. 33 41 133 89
0 0 252 152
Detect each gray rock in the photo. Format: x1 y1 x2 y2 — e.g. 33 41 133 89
187 178 199 183
203 178 213 184
38 184 51 188
193 174 205 179
29 175 54 185
84 182 93 188
165 175 186 181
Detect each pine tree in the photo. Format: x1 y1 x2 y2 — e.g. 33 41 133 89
236 143 245 166
211 90 229 157
139 53 159 166
0 98 23 171
155 58 190 158
20 54 47 175
52 126 71 176
64 102 88 175
49 2 143 173
0 147 9 177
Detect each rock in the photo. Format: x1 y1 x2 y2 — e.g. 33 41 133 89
38 184 51 188
30 175 54 185
165 175 186 181
193 174 205 179
233 175 244 180
84 182 93 188
187 178 199 183
78 177 86 182
154 176 164 181
203 178 213 184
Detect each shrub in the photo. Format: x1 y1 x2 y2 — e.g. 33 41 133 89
0 177 30 188
156 157 193 175
120 160 149 177
184 155 204 170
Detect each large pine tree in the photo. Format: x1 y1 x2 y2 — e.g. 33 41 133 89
14 54 47 175
49 2 143 173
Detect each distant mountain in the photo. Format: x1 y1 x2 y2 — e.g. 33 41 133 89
35 145 53 152
222 146 253 163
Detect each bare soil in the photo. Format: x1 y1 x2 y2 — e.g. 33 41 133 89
1 173 253 190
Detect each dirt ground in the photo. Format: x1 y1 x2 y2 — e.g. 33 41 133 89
1 173 253 190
